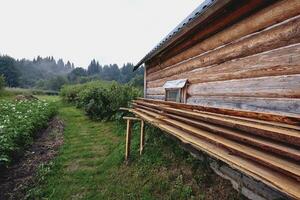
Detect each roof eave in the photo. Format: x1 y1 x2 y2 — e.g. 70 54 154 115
133 0 232 71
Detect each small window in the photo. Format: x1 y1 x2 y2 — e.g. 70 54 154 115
163 79 188 103
166 89 181 102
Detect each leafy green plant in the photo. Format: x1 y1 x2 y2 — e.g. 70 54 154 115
60 81 141 120
0 99 57 166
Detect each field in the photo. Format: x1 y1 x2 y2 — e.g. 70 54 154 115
0 98 57 166
25 97 242 199
0 86 242 199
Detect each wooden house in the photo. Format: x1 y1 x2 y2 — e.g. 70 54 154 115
130 0 300 199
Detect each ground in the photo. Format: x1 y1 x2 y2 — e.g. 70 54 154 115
1 95 244 199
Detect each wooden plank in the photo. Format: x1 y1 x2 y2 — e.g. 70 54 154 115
136 107 300 181
125 119 132 161
147 0 268 70
123 116 141 121
144 64 147 98
163 112 300 161
133 103 300 160
147 43 300 88
187 96 300 116
133 101 300 131
140 120 145 155
187 74 300 98
147 15 300 82
131 109 300 199
147 0 300 74
147 75 300 98
134 100 300 145
138 98 300 125
146 95 165 100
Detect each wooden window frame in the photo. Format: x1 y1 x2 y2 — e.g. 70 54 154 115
165 85 187 103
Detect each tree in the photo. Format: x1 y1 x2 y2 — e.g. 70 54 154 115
0 75 5 90
47 75 68 91
87 59 100 75
68 67 87 82
0 55 20 87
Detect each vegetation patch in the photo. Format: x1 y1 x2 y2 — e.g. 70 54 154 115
60 81 141 120
0 99 57 167
28 103 243 199
0 117 64 200
0 75 5 91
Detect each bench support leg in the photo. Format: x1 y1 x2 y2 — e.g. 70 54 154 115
140 120 145 155
125 119 132 161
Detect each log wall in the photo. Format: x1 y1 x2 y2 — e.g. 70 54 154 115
145 0 300 117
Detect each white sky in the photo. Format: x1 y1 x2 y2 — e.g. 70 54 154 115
0 0 202 68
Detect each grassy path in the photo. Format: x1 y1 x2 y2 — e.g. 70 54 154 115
29 101 242 200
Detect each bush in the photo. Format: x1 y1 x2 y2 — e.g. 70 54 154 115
0 75 5 90
60 81 141 120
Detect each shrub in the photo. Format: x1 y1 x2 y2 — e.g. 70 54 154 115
60 81 141 120
0 75 5 90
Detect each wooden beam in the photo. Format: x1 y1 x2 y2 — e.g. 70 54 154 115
120 107 131 111
137 98 300 125
147 15 300 82
147 43 300 88
136 107 300 181
133 100 300 146
147 0 300 74
140 120 145 155
123 116 141 121
131 109 300 199
125 119 132 161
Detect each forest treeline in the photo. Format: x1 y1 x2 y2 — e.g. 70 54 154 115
0 55 144 91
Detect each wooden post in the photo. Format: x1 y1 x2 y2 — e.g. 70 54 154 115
125 119 132 161
140 120 145 155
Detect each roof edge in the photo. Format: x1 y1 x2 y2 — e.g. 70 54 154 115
133 0 229 71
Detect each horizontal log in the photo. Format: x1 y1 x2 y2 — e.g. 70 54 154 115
132 100 300 131
134 102 300 161
186 96 300 116
187 74 300 98
147 74 300 98
147 43 300 88
135 107 300 181
134 100 300 145
147 0 300 74
138 98 300 125
147 15 300 82
146 87 165 95
132 109 300 199
146 95 164 100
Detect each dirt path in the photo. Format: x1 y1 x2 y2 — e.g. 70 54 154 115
0 117 64 200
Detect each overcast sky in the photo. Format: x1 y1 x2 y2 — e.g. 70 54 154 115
0 0 202 68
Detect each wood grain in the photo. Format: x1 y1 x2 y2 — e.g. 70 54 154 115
187 74 300 98
138 98 300 126
147 0 300 74
131 109 300 199
147 43 300 88
147 15 300 82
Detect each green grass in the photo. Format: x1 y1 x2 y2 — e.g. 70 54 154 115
28 99 242 200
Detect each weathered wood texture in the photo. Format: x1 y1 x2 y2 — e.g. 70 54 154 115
146 0 269 70
147 43 300 88
148 75 300 98
125 119 132 161
145 2 300 117
137 98 300 126
147 15 300 82
147 0 300 73
130 103 300 199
